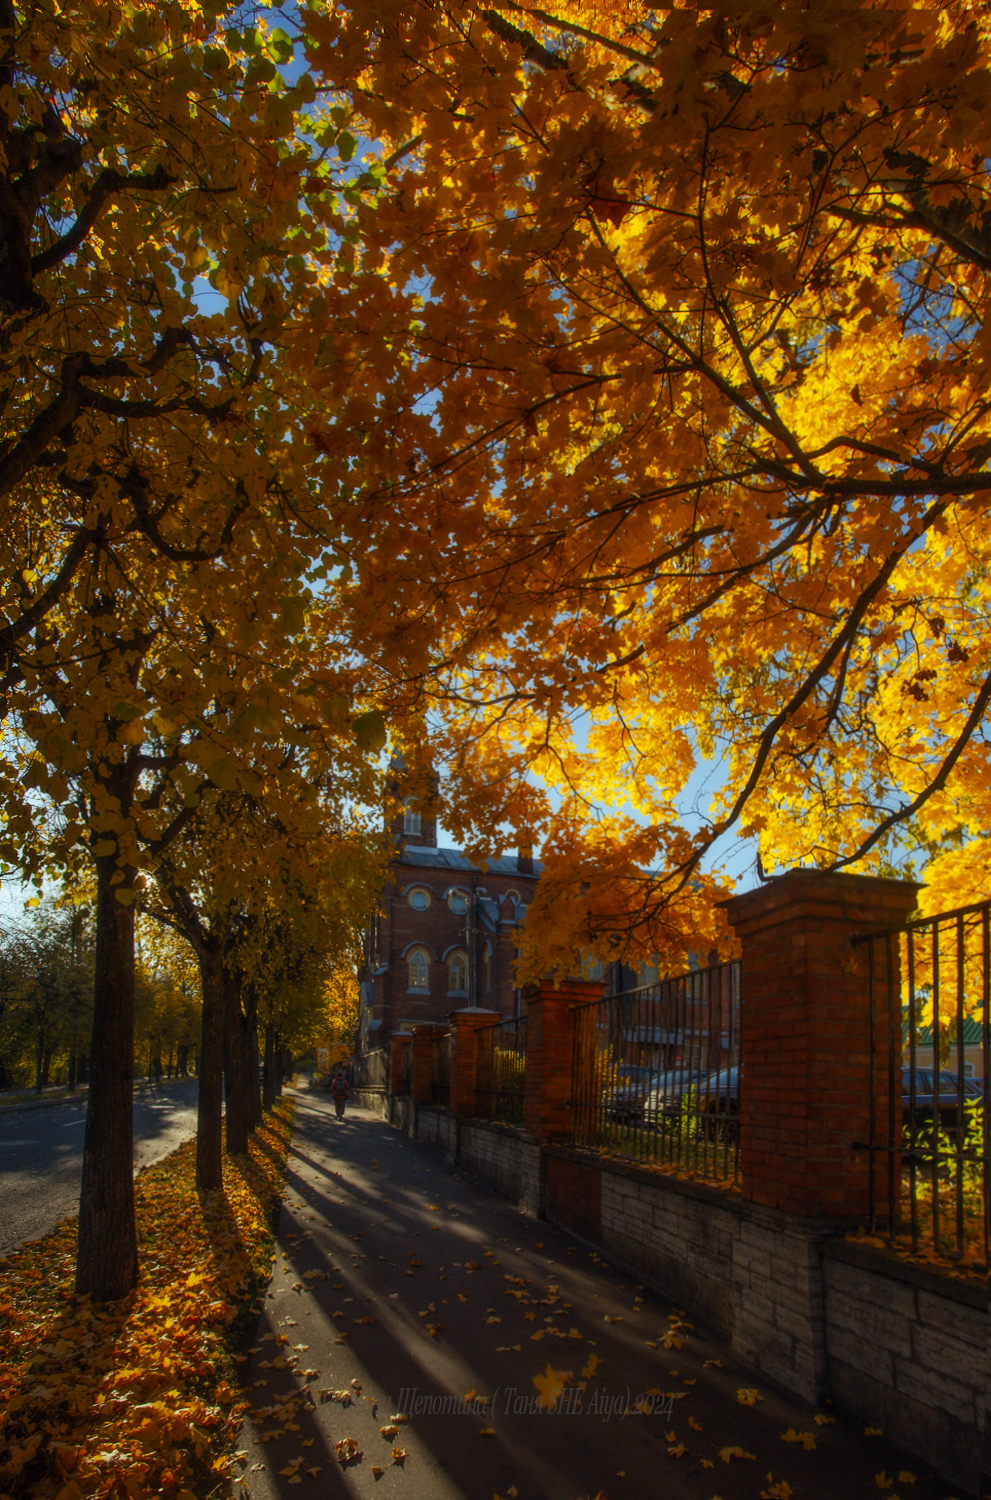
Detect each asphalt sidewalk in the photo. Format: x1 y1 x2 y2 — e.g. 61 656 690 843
236 1093 962 1500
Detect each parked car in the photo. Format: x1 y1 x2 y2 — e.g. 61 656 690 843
602 1066 663 1123
696 1067 740 1141
640 1066 713 1122
901 1067 983 1134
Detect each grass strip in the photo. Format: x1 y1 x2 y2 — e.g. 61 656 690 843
0 1099 293 1499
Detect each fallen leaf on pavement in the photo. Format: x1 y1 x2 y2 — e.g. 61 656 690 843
737 1388 763 1406
533 1365 573 1411
334 1438 361 1466
719 1447 755 1462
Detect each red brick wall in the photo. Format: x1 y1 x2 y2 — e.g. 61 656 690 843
524 979 603 1142
547 1154 602 1240
721 870 919 1220
367 860 535 1038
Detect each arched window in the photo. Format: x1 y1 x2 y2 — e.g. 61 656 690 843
448 888 469 914
408 949 430 989
448 950 468 994
407 887 431 911
403 798 422 836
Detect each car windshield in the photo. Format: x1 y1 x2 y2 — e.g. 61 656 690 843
902 1069 983 1097
646 1067 708 1093
612 1067 656 1087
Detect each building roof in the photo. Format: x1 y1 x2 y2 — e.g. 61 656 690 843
398 844 542 879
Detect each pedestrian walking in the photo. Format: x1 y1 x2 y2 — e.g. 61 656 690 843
329 1068 350 1119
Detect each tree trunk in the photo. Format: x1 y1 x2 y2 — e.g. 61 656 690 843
275 1035 284 1097
34 1032 44 1094
243 986 262 1132
249 1020 263 1130
76 855 138 1300
196 946 226 1192
224 976 250 1156
262 1022 276 1113
68 1049 77 1092
41 1047 52 1088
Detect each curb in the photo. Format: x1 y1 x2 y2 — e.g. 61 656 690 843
0 1077 198 1117
0 1090 90 1117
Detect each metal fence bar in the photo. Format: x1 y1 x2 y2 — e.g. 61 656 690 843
855 896 991 1269
568 960 741 1186
354 1046 388 1092
431 1033 451 1107
475 1015 527 1125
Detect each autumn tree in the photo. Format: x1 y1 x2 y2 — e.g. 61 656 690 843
294 0 991 959
0 0 420 1299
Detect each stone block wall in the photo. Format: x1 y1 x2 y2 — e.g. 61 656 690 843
395 1108 989 1494
459 1120 523 1198
822 1239 986 1489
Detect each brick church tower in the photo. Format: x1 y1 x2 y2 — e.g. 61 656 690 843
357 758 540 1049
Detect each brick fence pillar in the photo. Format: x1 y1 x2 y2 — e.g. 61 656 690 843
389 1032 412 1096
721 869 920 1220
449 1008 500 1117
523 979 603 1142
410 1024 447 1106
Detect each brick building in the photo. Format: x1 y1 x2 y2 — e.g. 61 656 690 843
358 778 541 1049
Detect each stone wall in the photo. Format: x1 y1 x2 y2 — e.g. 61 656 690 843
458 1119 523 1197
413 1103 458 1161
822 1239 986 1490
398 1109 988 1493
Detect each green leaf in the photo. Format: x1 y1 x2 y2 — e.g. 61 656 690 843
353 709 387 753
267 26 294 64
337 131 357 162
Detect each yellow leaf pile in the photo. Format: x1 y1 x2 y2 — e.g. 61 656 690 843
0 1102 292 1498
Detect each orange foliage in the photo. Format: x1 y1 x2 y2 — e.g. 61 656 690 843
0 1103 293 1498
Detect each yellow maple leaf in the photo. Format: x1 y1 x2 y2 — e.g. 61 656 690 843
781 1428 817 1451
531 1363 572 1411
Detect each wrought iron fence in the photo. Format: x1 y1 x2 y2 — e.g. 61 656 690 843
354 1046 388 1092
570 961 742 1185
854 897 991 1267
476 1015 527 1125
431 1033 451 1106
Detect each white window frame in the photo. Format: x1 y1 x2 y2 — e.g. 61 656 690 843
403 798 422 836
447 950 468 995
408 948 430 990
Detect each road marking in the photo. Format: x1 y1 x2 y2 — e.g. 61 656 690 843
62 1119 86 1127
0 1139 41 1145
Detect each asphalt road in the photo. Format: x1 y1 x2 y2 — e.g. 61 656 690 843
238 1094 953 1500
0 1077 200 1253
